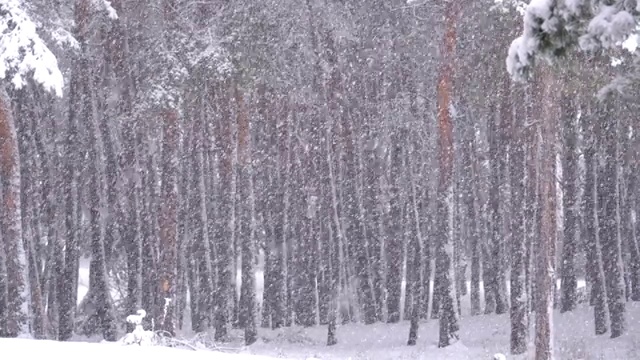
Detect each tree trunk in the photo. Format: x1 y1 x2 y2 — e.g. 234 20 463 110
235 85 258 345
84 71 117 341
386 133 404 323
629 119 640 301
214 82 234 340
509 81 527 355
157 106 179 336
108 0 142 329
560 93 578 313
582 103 607 335
0 85 27 338
534 65 557 360
488 93 508 315
407 219 421 346
435 0 460 347
14 89 47 339
596 100 626 338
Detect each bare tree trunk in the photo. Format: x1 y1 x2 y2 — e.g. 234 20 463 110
407 142 423 344
84 75 117 341
325 103 342 346
235 85 258 345
14 89 47 339
407 212 421 346
583 107 608 334
596 99 626 338
560 93 578 313
534 65 557 360
214 81 234 340
0 85 27 338
386 133 404 323
157 106 179 335
488 83 509 315
58 0 91 341
191 89 214 331
435 0 460 348
509 81 527 355
629 119 640 301
108 0 142 329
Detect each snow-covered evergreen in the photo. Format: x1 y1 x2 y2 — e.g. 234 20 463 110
0 0 63 95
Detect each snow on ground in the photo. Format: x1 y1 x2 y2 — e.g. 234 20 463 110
0 338 280 360
73 256 636 359
4 303 640 359
245 302 640 359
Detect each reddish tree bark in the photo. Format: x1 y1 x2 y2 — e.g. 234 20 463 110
0 86 26 338
434 0 460 348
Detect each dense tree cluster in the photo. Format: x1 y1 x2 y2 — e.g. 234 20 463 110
1 1 639 359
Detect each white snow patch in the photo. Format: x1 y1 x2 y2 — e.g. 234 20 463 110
580 7 636 50
0 338 280 359
0 0 64 96
95 0 118 19
622 33 639 53
611 57 623 67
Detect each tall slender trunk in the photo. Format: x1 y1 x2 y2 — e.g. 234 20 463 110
509 81 527 355
0 85 27 338
435 0 460 348
85 70 117 341
141 144 159 325
560 93 578 313
157 106 179 335
214 81 234 340
58 0 92 341
583 105 607 334
596 100 626 338
488 81 509 315
459 109 481 316
324 95 342 344
629 118 640 301
235 85 257 345
534 65 557 360
109 0 142 327
192 91 214 330
407 210 422 346
266 96 289 329
386 133 404 323
14 89 47 339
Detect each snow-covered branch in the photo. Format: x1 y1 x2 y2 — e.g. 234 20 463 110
506 0 640 81
0 0 64 96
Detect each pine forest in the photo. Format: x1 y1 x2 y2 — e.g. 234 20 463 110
2 1 640 359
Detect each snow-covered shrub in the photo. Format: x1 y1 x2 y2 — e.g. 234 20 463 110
120 309 157 346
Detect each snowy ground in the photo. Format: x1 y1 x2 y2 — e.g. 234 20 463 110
10 303 638 360
70 259 640 359
240 303 640 360
0 337 280 360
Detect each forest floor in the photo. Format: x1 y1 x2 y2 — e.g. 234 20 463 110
66 259 640 359
0 337 278 360
5 303 639 360
243 302 640 359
